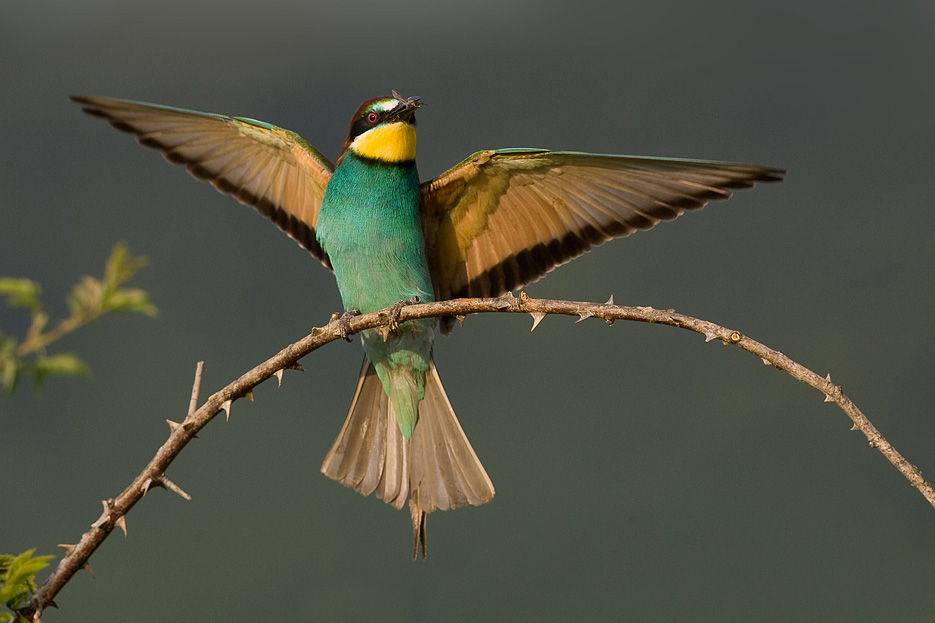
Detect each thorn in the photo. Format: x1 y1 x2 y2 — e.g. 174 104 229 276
850 423 859 431
761 358 772 366
575 310 593 323
221 400 232 421
57 543 77 556
824 394 834 403
141 478 154 496
114 515 127 538
92 499 114 529
82 561 94 577
825 373 832 382
529 311 546 332
604 294 615 306
159 476 192 501
274 369 284 387
245 391 254 402
704 332 718 343
167 418 197 439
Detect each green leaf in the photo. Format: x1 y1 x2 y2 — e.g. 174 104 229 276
0 356 18 396
102 287 158 316
0 549 53 612
0 279 42 313
35 353 91 377
104 243 149 288
0 336 19 394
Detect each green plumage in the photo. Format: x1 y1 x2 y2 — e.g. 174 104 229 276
315 151 434 438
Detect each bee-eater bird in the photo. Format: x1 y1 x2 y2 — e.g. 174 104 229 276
73 91 783 557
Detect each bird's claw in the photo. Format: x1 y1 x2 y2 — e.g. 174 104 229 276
388 296 420 331
333 309 361 341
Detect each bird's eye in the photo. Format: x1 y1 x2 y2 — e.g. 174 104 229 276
367 112 378 123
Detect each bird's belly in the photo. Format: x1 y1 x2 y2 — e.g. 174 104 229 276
330 246 434 315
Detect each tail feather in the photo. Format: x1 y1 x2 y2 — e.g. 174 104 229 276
322 359 408 506
321 357 495 553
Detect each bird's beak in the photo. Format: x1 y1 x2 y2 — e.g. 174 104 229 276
390 90 422 123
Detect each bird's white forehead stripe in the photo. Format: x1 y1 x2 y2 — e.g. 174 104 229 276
373 99 398 112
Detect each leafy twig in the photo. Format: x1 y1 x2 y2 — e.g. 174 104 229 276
1 551 53 623
0 244 156 395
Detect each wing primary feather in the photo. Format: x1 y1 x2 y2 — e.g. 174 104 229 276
72 95 333 265
422 150 784 301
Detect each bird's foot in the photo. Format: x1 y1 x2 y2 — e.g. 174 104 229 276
387 296 420 332
331 309 361 341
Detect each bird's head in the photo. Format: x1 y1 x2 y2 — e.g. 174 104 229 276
339 90 421 164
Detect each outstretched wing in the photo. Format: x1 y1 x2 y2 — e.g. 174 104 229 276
421 149 784 301
72 95 335 266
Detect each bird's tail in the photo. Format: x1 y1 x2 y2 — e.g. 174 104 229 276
321 357 495 557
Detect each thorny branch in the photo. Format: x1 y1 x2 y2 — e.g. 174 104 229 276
19 293 934 621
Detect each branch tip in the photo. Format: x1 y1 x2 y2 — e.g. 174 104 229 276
188 361 205 417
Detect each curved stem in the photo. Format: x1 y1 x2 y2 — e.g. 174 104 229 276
19 294 933 621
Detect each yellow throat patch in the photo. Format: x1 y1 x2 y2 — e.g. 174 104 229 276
349 122 417 163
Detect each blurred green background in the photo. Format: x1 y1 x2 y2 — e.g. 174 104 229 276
3 1 934 621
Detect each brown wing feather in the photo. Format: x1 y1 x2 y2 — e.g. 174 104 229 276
72 95 334 267
421 149 784 303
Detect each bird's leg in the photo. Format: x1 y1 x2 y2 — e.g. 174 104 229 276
388 296 420 331
331 308 361 341
409 497 427 560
